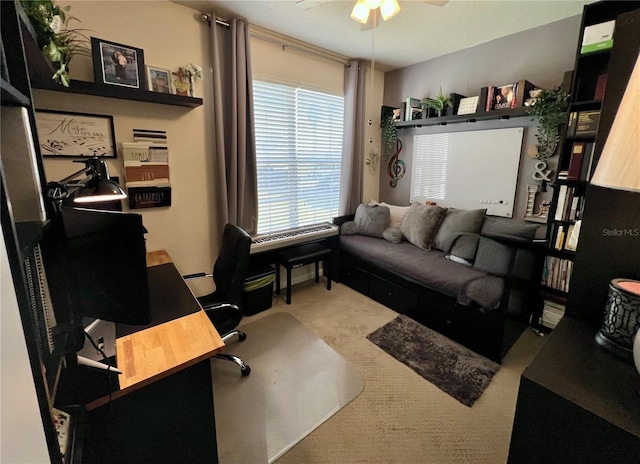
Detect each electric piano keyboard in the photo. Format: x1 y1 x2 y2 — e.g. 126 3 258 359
250 223 339 254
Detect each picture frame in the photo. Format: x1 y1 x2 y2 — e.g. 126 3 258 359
146 65 172 94
34 110 117 158
91 37 145 89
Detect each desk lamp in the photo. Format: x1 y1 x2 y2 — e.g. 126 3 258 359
591 52 640 363
46 157 126 212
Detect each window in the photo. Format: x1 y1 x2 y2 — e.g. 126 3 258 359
411 133 449 202
253 80 344 234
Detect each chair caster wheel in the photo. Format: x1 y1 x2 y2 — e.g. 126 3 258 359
241 365 251 376
238 332 247 342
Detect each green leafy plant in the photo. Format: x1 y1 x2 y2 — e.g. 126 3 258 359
526 86 570 159
20 0 90 87
421 87 452 117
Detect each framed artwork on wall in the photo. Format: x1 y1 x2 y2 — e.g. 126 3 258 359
91 37 145 89
34 110 117 158
146 66 172 94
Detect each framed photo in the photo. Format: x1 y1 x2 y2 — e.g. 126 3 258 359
91 37 145 89
34 110 117 158
146 66 172 94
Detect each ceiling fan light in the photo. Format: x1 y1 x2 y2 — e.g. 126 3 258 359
351 0 370 24
364 0 382 9
380 0 400 21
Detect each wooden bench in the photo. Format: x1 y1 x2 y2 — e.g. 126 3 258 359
275 243 332 304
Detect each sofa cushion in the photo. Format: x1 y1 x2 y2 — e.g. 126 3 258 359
382 228 403 244
481 216 539 241
340 221 357 235
400 203 447 250
340 235 504 310
354 204 390 238
433 208 487 253
380 202 410 229
449 233 480 263
473 237 514 277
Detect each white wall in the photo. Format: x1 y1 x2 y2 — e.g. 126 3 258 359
1 232 50 464
36 1 216 291
381 15 582 222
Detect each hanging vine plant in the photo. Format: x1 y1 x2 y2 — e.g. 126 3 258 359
525 86 570 160
381 113 397 162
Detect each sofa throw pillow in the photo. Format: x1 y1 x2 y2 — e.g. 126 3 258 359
354 203 390 238
449 233 481 263
473 237 514 277
380 202 411 229
481 216 539 241
382 228 403 244
340 221 357 235
399 203 448 250
432 208 487 253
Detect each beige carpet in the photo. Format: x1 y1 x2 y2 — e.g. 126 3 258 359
235 280 546 464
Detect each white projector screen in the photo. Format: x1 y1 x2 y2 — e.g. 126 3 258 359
410 127 524 217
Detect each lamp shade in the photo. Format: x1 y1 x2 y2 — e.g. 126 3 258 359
351 0 370 24
74 179 127 204
380 0 400 21
591 52 640 192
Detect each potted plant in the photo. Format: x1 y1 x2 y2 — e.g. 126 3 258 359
20 0 90 87
525 86 570 160
421 87 452 118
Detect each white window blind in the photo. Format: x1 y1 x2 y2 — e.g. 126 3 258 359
411 133 449 202
253 80 344 234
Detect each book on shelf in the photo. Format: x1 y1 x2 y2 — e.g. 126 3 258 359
555 185 568 220
565 220 582 251
542 299 565 329
541 256 573 293
580 143 596 181
581 20 615 54
567 110 601 136
403 98 421 121
567 142 586 180
594 73 608 101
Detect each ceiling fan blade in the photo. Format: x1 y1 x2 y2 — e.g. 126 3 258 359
360 9 380 31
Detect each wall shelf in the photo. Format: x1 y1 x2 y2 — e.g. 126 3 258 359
30 77 204 108
395 107 529 129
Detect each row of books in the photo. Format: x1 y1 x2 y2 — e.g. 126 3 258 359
541 256 573 293
567 110 600 137
552 221 581 252
541 299 565 329
554 185 585 222
558 141 596 182
122 129 172 209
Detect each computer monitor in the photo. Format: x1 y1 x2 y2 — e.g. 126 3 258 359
44 206 151 330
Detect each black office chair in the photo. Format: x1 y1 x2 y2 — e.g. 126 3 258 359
184 223 252 376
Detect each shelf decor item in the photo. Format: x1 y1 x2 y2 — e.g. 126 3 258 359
20 0 90 87
146 66 172 94
91 37 145 89
525 86 569 160
34 109 117 157
595 279 640 359
421 87 451 118
182 63 203 97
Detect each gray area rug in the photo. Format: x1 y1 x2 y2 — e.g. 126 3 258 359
212 312 364 463
367 314 499 407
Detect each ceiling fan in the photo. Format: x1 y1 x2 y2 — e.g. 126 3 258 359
296 0 449 30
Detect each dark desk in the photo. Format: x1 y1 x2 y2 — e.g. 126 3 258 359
508 317 640 463
80 251 224 463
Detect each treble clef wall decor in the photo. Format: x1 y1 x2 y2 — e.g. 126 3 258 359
387 138 405 188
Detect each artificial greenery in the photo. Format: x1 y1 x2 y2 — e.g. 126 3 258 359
21 0 90 87
526 86 570 159
421 87 452 117
381 114 397 158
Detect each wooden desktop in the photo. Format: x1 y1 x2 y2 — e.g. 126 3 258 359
73 251 225 463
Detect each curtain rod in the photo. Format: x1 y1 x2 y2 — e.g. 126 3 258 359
199 13 351 67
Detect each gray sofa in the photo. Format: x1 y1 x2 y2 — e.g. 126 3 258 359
335 203 541 362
